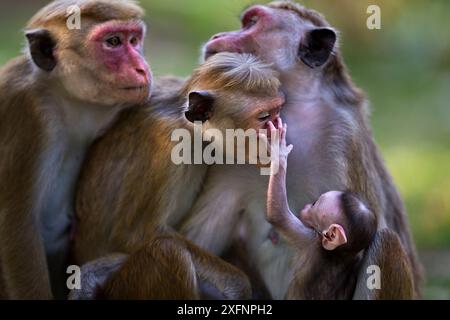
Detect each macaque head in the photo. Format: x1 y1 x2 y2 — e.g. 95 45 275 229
300 191 377 253
25 0 152 106
203 1 337 74
184 52 284 162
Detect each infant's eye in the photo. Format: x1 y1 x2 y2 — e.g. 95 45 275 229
312 200 317 207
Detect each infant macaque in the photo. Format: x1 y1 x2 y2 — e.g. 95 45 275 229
265 118 377 299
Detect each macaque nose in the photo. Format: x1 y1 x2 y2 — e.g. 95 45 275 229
135 68 146 77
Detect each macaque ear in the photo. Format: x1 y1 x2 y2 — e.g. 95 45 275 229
185 91 215 123
299 28 336 68
25 29 57 72
322 224 347 251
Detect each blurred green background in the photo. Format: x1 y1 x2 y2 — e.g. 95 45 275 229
1 0 449 298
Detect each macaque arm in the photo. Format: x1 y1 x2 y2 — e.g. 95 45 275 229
179 165 245 254
266 121 315 247
267 164 315 247
0 205 52 299
352 228 415 300
182 235 252 300
0 99 52 299
74 234 250 300
267 162 296 226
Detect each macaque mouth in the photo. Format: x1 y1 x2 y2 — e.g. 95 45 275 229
204 46 244 60
204 50 219 60
121 85 147 91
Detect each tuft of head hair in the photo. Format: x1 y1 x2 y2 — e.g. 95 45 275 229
27 0 144 29
184 52 280 96
339 192 377 255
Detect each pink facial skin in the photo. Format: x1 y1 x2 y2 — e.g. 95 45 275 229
88 20 151 92
299 191 349 250
299 191 344 232
204 6 275 60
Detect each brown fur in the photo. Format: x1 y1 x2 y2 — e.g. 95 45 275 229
266 1 423 293
353 229 415 299
73 53 281 299
28 0 144 28
0 0 149 299
285 229 414 300
74 1 421 300
178 1 421 299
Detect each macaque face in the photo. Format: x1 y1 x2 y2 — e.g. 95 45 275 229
58 20 152 105
299 191 345 232
186 90 284 132
203 5 310 71
186 90 284 163
218 92 285 132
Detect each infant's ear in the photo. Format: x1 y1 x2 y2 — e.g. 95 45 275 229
322 224 347 251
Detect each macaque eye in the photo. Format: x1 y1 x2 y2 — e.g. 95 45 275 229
130 36 139 46
312 200 317 207
106 36 122 48
243 14 259 29
258 111 270 121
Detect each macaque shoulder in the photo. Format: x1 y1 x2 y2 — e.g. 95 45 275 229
0 57 44 141
0 56 35 91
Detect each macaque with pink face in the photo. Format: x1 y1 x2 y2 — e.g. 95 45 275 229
265 118 378 299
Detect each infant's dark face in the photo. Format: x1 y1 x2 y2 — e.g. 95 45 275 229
299 191 344 233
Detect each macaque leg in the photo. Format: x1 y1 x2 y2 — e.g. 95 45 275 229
100 233 251 300
222 240 272 299
181 234 252 300
68 254 128 300
353 229 415 300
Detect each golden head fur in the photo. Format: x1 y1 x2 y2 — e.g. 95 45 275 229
27 0 144 29
184 52 281 97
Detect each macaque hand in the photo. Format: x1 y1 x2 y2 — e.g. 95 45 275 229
268 118 293 167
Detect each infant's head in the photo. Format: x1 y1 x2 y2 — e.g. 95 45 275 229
299 191 377 253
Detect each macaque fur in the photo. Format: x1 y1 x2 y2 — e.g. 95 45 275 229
74 1 422 299
179 1 422 299
265 121 413 299
73 53 283 299
0 0 151 299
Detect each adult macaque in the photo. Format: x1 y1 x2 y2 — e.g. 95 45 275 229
0 0 151 299
264 119 414 299
72 53 283 299
178 1 422 298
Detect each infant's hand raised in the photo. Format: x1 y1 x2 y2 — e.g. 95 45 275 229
267 118 293 166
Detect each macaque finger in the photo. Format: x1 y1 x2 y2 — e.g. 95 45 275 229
281 123 288 142
277 117 282 130
267 121 277 140
258 133 270 156
258 133 269 144
287 144 294 154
